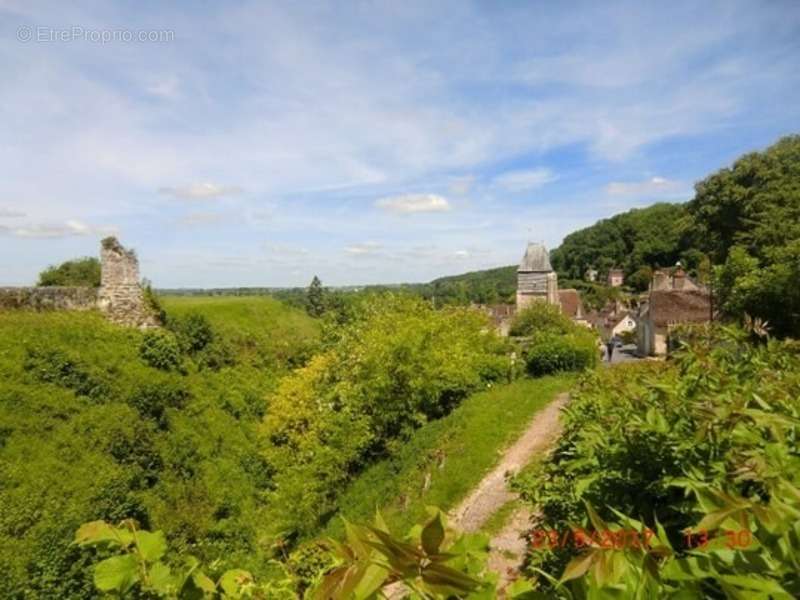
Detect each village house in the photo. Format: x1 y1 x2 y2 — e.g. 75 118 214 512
635 265 711 356
607 268 624 287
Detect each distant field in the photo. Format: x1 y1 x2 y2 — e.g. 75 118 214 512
316 374 573 541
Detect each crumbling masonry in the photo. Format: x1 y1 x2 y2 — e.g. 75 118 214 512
0 237 159 328
97 237 159 328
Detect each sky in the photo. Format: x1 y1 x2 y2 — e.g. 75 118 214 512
1 1 799 287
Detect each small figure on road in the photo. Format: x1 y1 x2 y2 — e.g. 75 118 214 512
606 338 615 362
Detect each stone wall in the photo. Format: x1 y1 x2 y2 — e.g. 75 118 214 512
97 237 159 328
1 237 159 328
0 286 98 311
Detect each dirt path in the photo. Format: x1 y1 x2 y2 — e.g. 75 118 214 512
451 392 568 595
386 392 568 598
449 392 568 532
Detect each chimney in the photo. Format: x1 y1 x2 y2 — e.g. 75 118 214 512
652 269 669 291
673 266 686 290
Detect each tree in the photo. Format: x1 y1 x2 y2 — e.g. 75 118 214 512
689 135 800 336
37 257 101 287
306 275 325 317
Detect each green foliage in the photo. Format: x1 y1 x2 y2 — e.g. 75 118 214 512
510 303 598 376
262 294 512 537
524 333 598 376
312 509 492 599
75 508 500 599
306 275 326 317
139 330 183 371
127 379 189 428
167 311 215 354
513 325 800 596
144 281 167 324
24 347 113 401
550 202 691 287
37 256 101 287
74 519 278 598
322 376 571 541
0 302 318 597
161 295 321 371
509 302 574 337
689 135 800 336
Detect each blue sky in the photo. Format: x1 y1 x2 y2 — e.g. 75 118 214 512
1 1 799 287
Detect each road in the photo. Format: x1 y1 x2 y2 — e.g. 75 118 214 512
603 343 640 364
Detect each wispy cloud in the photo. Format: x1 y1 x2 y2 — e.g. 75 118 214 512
375 194 451 214
493 168 557 192
159 183 243 200
345 241 383 256
605 176 686 197
0 219 116 239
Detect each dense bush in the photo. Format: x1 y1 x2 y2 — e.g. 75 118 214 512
523 333 597 376
139 330 183 371
23 347 113 401
513 325 800 596
509 301 574 337
126 378 189 428
261 294 512 537
37 256 101 287
510 302 599 376
0 305 319 597
168 311 215 354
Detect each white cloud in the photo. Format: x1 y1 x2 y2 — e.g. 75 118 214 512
605 176 686 197
344 241 383 256
0 219 116 239
159 183 243 200
375 194 451 214
0 208 25 218
493 168 557 192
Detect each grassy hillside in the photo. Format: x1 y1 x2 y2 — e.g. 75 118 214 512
0 299 320 598
318 375 572 541
161 295 320 367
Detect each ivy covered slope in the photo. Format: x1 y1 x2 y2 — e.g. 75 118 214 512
0 297 320 599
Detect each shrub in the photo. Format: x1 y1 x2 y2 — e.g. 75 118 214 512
37 257 101 287
195 339 236 371
23 347 112 401
513 326 800 596
523 332 597 376
168 311 215 354
262 294 512 536
138 330 182 371
126 378 189 428
509 301 573 337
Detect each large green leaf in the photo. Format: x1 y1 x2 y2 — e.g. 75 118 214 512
93 554 140 593
421 510 445 556
136 530 167 562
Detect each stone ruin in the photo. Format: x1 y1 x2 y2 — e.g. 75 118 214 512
0 237 160 328
97 237 160 328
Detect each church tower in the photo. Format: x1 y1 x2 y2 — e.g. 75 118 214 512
516 242 558 309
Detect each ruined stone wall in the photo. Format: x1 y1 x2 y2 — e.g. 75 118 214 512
97 237 159 328
0 237 159 329
0 286 98 311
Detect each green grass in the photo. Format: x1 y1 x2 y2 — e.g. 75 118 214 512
161 295 320 363
316 375 572 540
